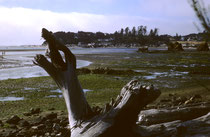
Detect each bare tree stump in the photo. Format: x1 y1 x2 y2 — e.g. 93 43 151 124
33 28 161 137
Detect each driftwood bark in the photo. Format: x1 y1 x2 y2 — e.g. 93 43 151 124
136 105 210 137
34 28 210 137
138 102 210 126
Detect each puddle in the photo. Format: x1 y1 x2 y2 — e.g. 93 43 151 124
170 71 188 76
46 95 63 98
11 87 39 94
0 89 94 101
1 89 94 101
143 72 168 80
114 76 122 80
0 97 24 101
133 70 146 73
24 87 38 90
51 89 62 93
47 89 93 98
83 89 93 92
167 64 188 68
143 75 157 80
143 71 189 80
50 89 92 93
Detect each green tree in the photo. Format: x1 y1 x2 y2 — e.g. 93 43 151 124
114 31 119 45
137 26 143 36
149 29 154 36
120 28 124 36
142 26 147 36
132 26 136 36
125 27 130 36
153 28 158 36
175 33 181 41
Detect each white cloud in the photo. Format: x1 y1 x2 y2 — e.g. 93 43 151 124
0 6 200 46
0 7 110 45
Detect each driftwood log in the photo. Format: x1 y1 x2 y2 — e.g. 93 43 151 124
137 104 210 137
34 28 210 137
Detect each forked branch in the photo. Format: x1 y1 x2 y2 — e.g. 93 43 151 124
34 28 161 137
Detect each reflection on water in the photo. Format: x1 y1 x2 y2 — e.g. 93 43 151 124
50 89 92 93
46 95 63 98
0 88 93 101
0 97 24 101
143 71 189 80
47 89 93 98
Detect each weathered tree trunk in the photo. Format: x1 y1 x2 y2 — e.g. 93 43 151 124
136 107 210 137
34 28 161 137
138 102 210 126
34 29 92 131
34 28 210 137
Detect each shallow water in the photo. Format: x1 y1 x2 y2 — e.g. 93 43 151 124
50 88 92 93
0 47 137 80
0 47 137 101
1 47 210 98
0 60 91 80
0 88 93 101
143 71 189 80
0 97 24 101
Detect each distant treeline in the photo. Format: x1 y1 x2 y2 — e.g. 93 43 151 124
113 26 166 46
43 26 209 47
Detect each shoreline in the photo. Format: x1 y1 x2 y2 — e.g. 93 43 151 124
0 46 206 59
0 48 45 52
0 59 92 81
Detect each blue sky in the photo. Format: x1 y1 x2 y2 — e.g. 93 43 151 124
0 0 209 46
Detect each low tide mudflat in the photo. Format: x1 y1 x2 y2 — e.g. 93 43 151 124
1 49 210 119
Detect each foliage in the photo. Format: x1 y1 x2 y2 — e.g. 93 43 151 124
42 25 172 47
190 0 210 41
190 0 210 32
113 26 162 46
53 31 113 45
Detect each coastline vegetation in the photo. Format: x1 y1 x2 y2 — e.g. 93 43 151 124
44 25 209 48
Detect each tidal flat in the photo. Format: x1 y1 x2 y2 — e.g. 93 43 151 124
1 49 210 119
0 74 127 119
